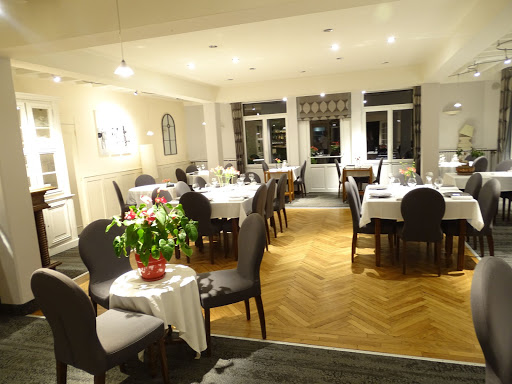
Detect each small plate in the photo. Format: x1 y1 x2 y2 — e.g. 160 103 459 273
368 185 387 190
369 192 392 198
443 192 470 197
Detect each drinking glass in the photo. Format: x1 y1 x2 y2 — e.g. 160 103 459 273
237 177 244 188
239 174 245 183
434 176 443 189
211 177 218 187
425 172 433 186
249 174 255 183
192 183 198 191
407 177 417 188
201 164 205 170
388 175 395 185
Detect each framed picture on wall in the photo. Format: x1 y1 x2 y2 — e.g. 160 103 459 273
94 109 135 156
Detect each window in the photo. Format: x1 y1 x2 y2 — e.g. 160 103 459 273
18 100 67 193
243 101 287 165
363 90 413 160
310 119 341 164
162 113 177 155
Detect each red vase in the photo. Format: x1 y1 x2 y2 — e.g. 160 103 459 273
134 253 167 281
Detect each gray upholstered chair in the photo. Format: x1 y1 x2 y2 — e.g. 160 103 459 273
196 176 207 188
249 184 267 217
78 219 132 314
345 181 395 265
293 160 307 197
196 213 267 355
261 161 269 173
185 164 198 173
175 168 187 183
397 172 423 186
464 172 483 200
348 176 362 211
135 174 156 187
244 172 261 184
398 188 445 276
180 192 223 264
273 174 288 232
31 268 169 384
151 188 172 205
175 181 191 197
374 158 384 184
112 181 130 217
264 178 277 241
473 156 488 172
334 159 342 198
224 163 233 168
444 178 500 258
496 160 512 220
471 256 512 384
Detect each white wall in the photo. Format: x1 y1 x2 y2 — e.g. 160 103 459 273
185 105 206 162
219 103 236 161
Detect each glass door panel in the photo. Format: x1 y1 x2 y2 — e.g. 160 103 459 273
245 120 264 164
268 118 286 163
366 111 388 160
393 109 413 159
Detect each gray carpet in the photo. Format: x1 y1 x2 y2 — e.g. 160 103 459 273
51 247 87 279
288 192 348 208
0 315 484 383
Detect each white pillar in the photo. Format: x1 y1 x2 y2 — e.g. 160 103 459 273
0 57 41 305
421 83 441 178
203 103 224 168
286 97 300 166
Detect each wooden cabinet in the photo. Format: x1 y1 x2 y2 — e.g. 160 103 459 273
43 195 78 256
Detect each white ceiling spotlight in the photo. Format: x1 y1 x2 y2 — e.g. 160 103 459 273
504 49 511 65
202 122 206 126
133 90 138 95
232 57 240 64
330 44 339 51
320 92 326 97
52 75 61 83
187 62 195 70
387 36 396 44
282 97 287 102
113 0 134 77
323 28 333 33
146 130 154 136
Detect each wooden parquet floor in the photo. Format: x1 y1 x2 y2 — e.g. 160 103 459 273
74 208 484 364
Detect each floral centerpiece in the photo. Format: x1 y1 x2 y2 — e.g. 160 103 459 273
210 165 239 186
223 166 239 184
106 193 198 280
275 157 282 164
330 141 340 154
399 162 416 178
310 146 319 156
162 178 173 187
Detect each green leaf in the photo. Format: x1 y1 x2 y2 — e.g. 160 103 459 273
185 223 198 242
156 207 167 227
181 243 193 257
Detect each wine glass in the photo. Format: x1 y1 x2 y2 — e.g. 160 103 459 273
201 164 205 170
388 174 395 185
249 174 255 184
192 183 198 191
434 176 443 189
211 177 218 187
425 172 433 186
237 176 244 188
407 177 417 188
239 173 245 183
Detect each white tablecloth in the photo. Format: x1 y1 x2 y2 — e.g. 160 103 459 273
360 185 484 231
443 172 512 192
201 184 257 225
109 264 207 353
265 166 300 180
187 170 211 185
127 184 177 206
438 161 468 177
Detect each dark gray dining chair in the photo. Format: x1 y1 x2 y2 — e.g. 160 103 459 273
224 163 233 168
196 213 267 356
180 192 223 264
398 188 445 276
264 178 277 241
244 172 261 183
293 160 307 197
444 178 500 258
196 176 207 188
374 158 384 184
473 156 488 172
112 180 130 217
175 181 191 197
464 172 482 200
175 168 187 183
471 256 512 384
78 219 132 314
31 268 169 384
345 181 395 265
348 176 362 211
186 164 198 173
334 159 342 198
135 174 156 187
151 188 172 205
273 174 288 232
496 160 512 220
261 161 269 173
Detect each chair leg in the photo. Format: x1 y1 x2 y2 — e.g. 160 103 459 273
445 235 453 256
388 234 394 264
57 361 67 384
265 219 271 245
303 183 307 197
283 207 288 228
204 308 211 356
148 343 157 377
270 215 277 238
508 199 511 221
92 300 98 316
426 242 431 257
479 235 484 257
402 240 407 275
503 198 506 220
93 373 106 384
223 231 229 257
435 242 441 277
244 299 251 320
351 233 357 263
277 210 283 233
473 235 477 250
209 235 214 264
254 295 267 339
487 234 494 256
158 337 170 384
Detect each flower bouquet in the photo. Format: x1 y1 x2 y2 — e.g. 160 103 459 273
223 166 240 184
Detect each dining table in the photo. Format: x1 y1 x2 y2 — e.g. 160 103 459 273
360 184 484 270
186 170 211 186
109 264 207 355
443 171 512 191
263 166 300 201
127 183 177 206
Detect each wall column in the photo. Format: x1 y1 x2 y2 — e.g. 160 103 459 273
203 103 224 167
286 97 300 166
0 57 41 306
421 83 441 178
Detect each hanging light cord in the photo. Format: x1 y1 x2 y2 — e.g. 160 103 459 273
116 0 125 60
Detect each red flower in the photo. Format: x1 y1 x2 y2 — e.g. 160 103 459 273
154 196 167 204
124 208 136 220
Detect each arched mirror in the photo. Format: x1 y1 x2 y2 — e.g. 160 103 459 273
162 113 177 155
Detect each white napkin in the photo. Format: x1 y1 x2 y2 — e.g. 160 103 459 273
451 195 473 200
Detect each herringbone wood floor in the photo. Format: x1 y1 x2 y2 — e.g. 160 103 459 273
75 208 484 363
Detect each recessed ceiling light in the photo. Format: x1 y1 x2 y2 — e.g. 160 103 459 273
300 70 306 73
363 100 367 104
474 71 481 77
336 57 343 60
454 102 462 108
146 130 154 136
362 90 366 94
381 61 389 64
249 67 256 70
320 92 326 97
330 44 339 51
282 97 287 102
505 58 511 65
323 28 334 33
187 62 195 70
133 90 138 95
227 78 234 81
52 75 61 83
387 36 396 44
209 45 218 48
202 122 206 126
232 57 240 64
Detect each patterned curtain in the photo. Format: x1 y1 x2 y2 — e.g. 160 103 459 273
498 67 512 161
412 86 421 175
297 93 351 120
231 102 245 173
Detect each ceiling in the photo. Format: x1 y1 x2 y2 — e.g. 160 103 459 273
1 0 512 102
